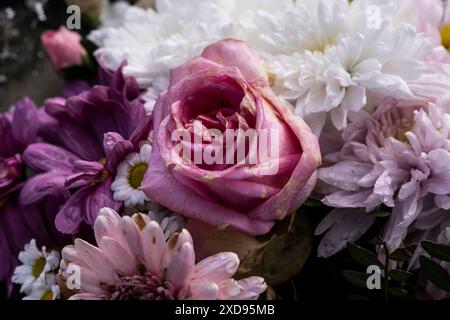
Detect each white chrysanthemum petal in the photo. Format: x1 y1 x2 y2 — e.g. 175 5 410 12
246 0 432 133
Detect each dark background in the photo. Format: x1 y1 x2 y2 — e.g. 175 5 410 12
0 0 70 111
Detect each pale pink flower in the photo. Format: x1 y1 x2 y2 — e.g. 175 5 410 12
59 208 267 300
316 97 450 256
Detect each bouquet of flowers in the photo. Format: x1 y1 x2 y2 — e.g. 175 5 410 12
2 0 450 301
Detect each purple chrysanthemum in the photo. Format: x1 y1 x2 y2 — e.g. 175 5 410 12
0 98 69 292
20 66 151 235
316 97 450 257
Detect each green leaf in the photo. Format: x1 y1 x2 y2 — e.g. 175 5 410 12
342 270 370 289
390 249 411 262
303 198 323 207
347 242 383 267
420 256 450 292
421 241 450 262
368 211 391 218
369 236 384 246
388 270 413 282
388 287 409 298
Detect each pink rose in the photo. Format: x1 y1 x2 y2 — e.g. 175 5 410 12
142 39 321 236
41 27 87 71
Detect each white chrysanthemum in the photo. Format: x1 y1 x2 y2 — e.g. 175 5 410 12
98 0 131 28
248 0 431 134
12 239 60 294
111 143 152 207
89 0 292 110
146 202 186 239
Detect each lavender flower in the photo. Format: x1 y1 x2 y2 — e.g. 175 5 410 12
316 97 450 257
21 66 151 235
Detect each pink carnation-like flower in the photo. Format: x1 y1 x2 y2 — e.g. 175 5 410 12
59 208 267 300
316 97 450 256
41 27 87 71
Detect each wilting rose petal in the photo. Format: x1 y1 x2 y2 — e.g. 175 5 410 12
143 39 321 235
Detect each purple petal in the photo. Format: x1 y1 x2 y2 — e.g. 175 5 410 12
64 160 105 188
23 143 79 172
20 171 68 206
0 221 12 281
103 132 133 173
55 187 91 234
128 101 152 145
11 97 39 146
0 202 33 254
57 121 103 161
84 178 121 226
63 80 91 97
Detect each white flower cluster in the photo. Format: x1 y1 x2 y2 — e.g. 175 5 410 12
90 0 434 135
147 202 186 239
12 239 60 300
89 0 292 111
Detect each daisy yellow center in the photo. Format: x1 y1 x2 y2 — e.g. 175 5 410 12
128 163 148 189
97 158 109 183
32 257 46 278
41 290 54 300
440 25 450 50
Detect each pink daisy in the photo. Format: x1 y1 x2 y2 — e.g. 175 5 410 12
59 208 267 300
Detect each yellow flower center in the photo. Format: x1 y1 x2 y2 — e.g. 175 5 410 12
41 290 54 300
32 257 46 278
91 158 109 185
394 118 413 143
128 163 148 189
440 25 450 50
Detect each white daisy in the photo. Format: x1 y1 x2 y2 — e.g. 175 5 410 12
111 143 152 207
23 277 60 300
12 239 60 294
247 0 432 134
146 202 186 239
